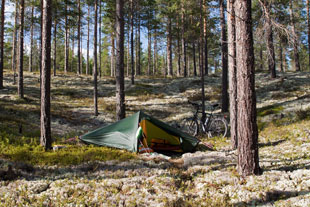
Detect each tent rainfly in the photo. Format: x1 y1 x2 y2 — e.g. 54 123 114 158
80 111 200 153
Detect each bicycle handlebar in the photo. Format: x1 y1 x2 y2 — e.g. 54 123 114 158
188 100 219 111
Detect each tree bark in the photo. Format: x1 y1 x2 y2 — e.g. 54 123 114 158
153 21 157 75
167 17 173 77
181 5 187 77
177 18 181 77
137 13 141 76
130 0 134 84
29 5 34 73
200 0 205 119
99 0 102 78
235 0 260 176
227 0 237 149
77 0 81 75
86 5 90 75
111 32 115 77
147 21 152 76
71 29 75 72
40 0 52 151
289 0 300 71
220 0 228 112
279 39 283 72
263 0 276 78
64 3 69 74
193 41 197 76
93 0 98 116
0 0 5 89
18 0 24 98
12 1 18 84
53 14 57 76
259 45 263 71
203 0 208 76
116 0 125 120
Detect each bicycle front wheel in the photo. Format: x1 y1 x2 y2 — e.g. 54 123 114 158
208 118 228 138
181 118 198 136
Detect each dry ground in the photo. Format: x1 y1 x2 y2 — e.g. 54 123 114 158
1 70 310 206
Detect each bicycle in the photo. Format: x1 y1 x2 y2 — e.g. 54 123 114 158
181 100 228 138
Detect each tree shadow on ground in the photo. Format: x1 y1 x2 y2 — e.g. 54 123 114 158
233 190 310 206
258 139 286 148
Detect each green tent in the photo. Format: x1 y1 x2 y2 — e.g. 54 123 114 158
80 111 200 153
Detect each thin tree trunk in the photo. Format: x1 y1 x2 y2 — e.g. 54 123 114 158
235 0 260 176
64 4 69 73
137 14 141 75
71 29 75 72
77 0 81 75
116 0 125 120
130 0 134 84
200 0 205 119
259 45 263 71
263 0 276 78
86 5 90 75
153 30 157 75
181 5 187 77
147 23 151 76
53 16 57 76
111 32 115 77
80 27 83 74
0 0 5 89
177 17 181 77
127 25 130 77
227 0 237 149
29 5 34 73
93 0 98 116
289 0 300 71
193 41 197 76
220 0 228 112
18 0 24 98
40 0 52 151
283 45 287 72
99 0 102 77
167 17 172 77
203 0 208 76
279 39 283 72
12 1 18 84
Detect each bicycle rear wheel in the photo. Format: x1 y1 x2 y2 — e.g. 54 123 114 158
208 118 228 138
181 118 198 136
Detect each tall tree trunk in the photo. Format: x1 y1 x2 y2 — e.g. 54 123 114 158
40 0 52 151
289 0 300 71
127 25 130 77
235 0 260 176
227 0 237 149
99 0 102 78
181 5 187 77
177 18 181 77
200 0 205 119
167 17 173 77
153 30 157 75
308 0 310 71
279 39 283 72
193 41 197 76
86 5 90 75
147 22 151 76
71 29 75 72
12 1 18 84
283 45 287 72
80 26 83 74
77 0 81 75
130 0 134 84
18 0 24 98
116 0 125 120
111 32 115 77
0 0 5 89
137 13 141 76
29 5 34 73
53 15 57 76
263 0 276 78
64 4 69 73
220 0 228 112
203 0 208 76
93 0 98 116
259 45 263 71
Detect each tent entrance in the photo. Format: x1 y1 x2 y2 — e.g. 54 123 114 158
139 120 183 152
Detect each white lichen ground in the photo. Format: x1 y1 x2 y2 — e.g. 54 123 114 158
1 71 310 206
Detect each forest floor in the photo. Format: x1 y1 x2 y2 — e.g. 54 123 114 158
1 70 310 206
